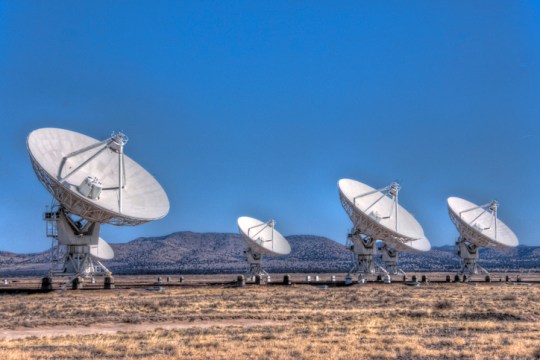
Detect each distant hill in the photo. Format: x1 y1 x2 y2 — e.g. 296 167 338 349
0 232 538 276
106 233 352 274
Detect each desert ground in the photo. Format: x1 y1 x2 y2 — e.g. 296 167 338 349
0 273 538 359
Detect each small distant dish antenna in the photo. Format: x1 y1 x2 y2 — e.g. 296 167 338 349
338 179 430 279
237 216 291 277
447 197 518 275
28 128 169 287
90 238 115 261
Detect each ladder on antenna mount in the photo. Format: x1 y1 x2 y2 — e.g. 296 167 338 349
43 205 60 239
43 205 64 274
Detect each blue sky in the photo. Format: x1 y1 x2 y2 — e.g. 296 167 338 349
0 1 539 253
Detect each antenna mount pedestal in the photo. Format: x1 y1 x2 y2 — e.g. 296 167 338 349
61 245 111 277
456 238 488 275
339 179 425 279
44 204 112 285
380 243 405 275
245 247 268 277
347 230 386 276
447 197 518 276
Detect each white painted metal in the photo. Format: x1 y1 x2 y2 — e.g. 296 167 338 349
237 216 291 256
78 177 103 200
244 247 266 276
27 128 169 225
379 241 406 276
447 197 518 248
339 179 429 251
90 238 115 260
43 203 113 278
447 196 518 275
338 178 430 277
345 229 385 275
54 209 100 246
237 216 291 277
29 128 169 285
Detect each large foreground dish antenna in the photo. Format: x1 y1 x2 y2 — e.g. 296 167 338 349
28 128 169 225
28 128 169 287
447 196 518 275
338 179 430 278
237 216 291 277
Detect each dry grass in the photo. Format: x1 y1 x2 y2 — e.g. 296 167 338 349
0 277 538 359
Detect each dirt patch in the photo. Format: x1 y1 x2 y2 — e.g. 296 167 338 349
0 319 285 340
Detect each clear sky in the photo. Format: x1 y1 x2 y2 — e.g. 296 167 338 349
0 1 539 253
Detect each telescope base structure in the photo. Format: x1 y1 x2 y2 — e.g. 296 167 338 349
245 248 268 278
351 254 380 275
44 205 112 288
347 231 408 280
380 243 406 276
456 239 488 275
347 232 387 278
50 245 112 277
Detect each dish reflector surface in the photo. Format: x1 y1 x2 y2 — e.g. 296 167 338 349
27 128 169 225
338 179 430 252
447 197 518 248
90 237 115 260
237 216 291 256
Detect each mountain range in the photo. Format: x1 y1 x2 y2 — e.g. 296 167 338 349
0 232 538 276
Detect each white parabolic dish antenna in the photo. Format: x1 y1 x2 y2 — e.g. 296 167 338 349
338 178 430 277
447 197 518 249
238 216 291 256
27 128 169 285
90 238 115 261
237 216 291 276
338 179 430 252
447 196 518 275
27 128 169 226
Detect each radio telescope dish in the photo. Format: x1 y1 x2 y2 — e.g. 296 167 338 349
237 216 291 277
28 128 169 225
90 238 115 261
338 179 430 278
28 128 169 288
447 196 518 275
